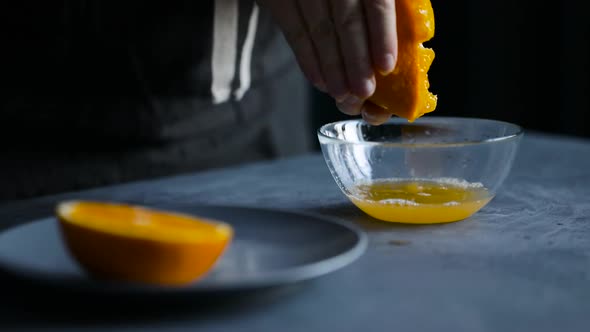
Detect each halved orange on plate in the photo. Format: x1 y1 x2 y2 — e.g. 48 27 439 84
56 201 233 286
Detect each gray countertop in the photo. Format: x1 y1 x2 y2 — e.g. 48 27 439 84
1 132 589 331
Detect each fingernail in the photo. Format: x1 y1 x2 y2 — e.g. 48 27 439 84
335 94 350 103
343 94 361 106
337 94 363 115
361 109 377 124
337 103 361 116
364 78 375 96
362 109 389 125
379 54 396 76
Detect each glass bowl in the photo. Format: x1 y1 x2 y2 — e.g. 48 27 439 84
317 117 523 224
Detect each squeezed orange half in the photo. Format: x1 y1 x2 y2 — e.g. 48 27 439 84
368 0 437 122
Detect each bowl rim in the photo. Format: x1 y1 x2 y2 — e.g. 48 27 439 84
317 116 524 148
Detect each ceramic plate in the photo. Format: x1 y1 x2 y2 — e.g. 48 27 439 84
0 205 366 296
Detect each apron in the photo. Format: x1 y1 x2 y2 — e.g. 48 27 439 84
0 1 312 201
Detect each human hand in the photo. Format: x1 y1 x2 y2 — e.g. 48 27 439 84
257 0 398 124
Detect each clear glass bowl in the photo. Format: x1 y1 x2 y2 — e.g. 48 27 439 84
317 117 523 224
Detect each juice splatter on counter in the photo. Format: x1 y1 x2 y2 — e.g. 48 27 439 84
348 178 492 224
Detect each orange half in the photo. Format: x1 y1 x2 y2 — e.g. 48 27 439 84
56 201 233 286
368 0 437 122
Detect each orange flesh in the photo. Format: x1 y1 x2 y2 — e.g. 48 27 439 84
60 202 231 243
368 0 437 122
348 179 492 224
57 201 232 286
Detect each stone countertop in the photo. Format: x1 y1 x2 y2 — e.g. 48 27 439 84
0 133 589 331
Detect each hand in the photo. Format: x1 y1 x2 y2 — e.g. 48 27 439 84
257 0 398 125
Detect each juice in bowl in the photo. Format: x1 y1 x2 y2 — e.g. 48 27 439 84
317 117 523 224
317 0 522 224
348 177 492 224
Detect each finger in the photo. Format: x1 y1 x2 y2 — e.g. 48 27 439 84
297 0 349 101
362 101 391 125
335 95 363 115
330 0 375 99
363 0 398 75
259 0 327 92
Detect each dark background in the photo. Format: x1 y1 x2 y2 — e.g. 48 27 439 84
311 0 590 147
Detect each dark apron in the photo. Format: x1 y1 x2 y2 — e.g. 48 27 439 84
0 1 312 201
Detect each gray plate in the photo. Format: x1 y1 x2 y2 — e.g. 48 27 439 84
0 205 366 295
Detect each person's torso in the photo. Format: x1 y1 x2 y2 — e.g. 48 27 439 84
0 1 312 201
1 0 297 147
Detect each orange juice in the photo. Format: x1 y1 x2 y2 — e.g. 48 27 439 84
348 179 492 224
